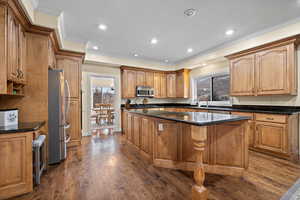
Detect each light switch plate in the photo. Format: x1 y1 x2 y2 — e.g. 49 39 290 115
158 123 164 131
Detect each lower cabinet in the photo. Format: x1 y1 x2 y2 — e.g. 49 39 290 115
126 113 133 142
67 99 81 147
153 119 178 162
254 122 288 155
0 132 33 199
140 117 154 156
133 115 141 147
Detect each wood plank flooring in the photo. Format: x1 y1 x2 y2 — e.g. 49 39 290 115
9 134 300 200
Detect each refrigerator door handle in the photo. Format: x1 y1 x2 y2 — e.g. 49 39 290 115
65 80 71 117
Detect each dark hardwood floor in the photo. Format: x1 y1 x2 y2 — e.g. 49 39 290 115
10 134 300 200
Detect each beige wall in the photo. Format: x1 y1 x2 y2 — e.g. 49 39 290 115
82 64 121 135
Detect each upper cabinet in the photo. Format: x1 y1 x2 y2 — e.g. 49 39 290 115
176 69 190 98
56 55 82 99
167 73 176 98
121 66 190 99
0 5 27 95
121 69 137 98
230 55 255 96
226 37 299 96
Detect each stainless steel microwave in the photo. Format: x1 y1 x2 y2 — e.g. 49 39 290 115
136 86 154 97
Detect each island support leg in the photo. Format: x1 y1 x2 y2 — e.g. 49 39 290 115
191 126 208 200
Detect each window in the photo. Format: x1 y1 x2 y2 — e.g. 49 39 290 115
194 74 229 101
92 87 115 108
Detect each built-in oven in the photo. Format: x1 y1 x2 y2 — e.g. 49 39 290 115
136 86 154 97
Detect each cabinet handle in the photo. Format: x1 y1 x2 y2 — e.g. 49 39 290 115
266 117 274 120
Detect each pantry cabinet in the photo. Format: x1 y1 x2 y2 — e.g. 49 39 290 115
227 38 299 96
56 55 82 147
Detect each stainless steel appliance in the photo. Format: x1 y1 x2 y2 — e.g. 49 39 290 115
48 69 70 164
136 86 154 97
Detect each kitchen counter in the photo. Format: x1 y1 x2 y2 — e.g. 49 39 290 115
127 109 250 126
122 103 300 115
0 121 45 134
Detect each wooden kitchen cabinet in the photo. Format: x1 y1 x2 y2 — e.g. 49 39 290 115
48 40 56 69
230 55 255 96
254 122 288 155
0 132 33 199
120 66 190 99
133 115 141 147
7 8 19 82
154 72 161 98
121 69 136 98
226 37 299 96
256 44 297 95
176 69 190 98
136 71 146 86
145 72 154 88
153 120 178 162
167 73 176 98
140 117 154 157
56 56 81 99
127 113 133 142
160 73 167 98
18 24 26 83
67 99 81 147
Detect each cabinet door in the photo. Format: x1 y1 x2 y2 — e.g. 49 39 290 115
145 72 154 88
56 57 81 98
122 70 136 98
0 132 33 199
133 115 140 147
154 72 161 98
255 122 288 154
154 120 178 161
136 71 146 86
230 55 255 96
176 69 190 98
18 24 26 83
7 9 19 81
67 99 81 147
122 111 127 135
140 117 154 156
256 45 291 95
167 73 176 98
127 113 133 142
160 73 167 98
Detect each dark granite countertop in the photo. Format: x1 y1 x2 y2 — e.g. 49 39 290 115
121 103 300 115
0 121 45 134
127 109 250 126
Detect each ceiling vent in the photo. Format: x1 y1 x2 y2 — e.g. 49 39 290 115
184 8 197 17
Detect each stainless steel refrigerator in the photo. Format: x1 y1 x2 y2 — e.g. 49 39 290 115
48 68 71 164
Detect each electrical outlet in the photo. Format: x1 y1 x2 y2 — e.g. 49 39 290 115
158 123 164 131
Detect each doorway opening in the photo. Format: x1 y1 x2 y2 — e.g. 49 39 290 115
90 76 116 135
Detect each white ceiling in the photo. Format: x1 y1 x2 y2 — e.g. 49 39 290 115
36 0 300 65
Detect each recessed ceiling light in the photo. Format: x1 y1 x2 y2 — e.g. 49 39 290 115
225 29 235 36
98 24 107 31
202 63 207 66
93 46 99 50
133 53 139 57
165 59 169 63
184 8 197 17
151 38 158 44
187 48 193 53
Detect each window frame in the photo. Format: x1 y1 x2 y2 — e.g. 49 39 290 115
192 72 231 105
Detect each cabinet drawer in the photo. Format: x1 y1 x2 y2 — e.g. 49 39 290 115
231 112 254 120
255 113 287 124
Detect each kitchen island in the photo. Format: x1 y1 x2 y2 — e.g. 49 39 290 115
122 109 250 200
